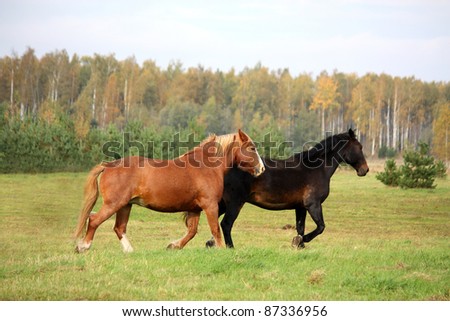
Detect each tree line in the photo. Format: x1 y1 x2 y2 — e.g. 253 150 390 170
0 48 449 172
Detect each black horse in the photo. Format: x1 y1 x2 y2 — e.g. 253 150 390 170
203 129 369 248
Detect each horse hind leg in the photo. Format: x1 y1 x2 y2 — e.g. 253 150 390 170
167 212 201 249
76 204 117 253
114 204 134 253
292 207 307 249
75 211 93 252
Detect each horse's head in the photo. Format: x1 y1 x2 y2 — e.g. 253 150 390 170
233 129 265 177
341 129 369 176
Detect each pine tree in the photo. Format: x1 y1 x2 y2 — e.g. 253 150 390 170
376 143 438 189
399 143 437 188
376 159 400 187
376 143 438 188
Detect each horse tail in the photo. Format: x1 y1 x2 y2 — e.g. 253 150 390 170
74 164 106 238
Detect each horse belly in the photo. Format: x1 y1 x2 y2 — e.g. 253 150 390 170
250 186 308 210
131 176 201 212
143 200 200 212
132 189 200 212
251 200 295 210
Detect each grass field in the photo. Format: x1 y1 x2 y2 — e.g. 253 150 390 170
0 168 449 300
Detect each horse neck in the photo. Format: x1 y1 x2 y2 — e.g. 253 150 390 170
324 159 340 179
302 144 342 179
187 142 236 174
320 147 343 180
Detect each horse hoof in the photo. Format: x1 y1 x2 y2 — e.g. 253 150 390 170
167 243 181 250
205 239 216 248
291 235 305 249
75 241 91 253
75 245 87 253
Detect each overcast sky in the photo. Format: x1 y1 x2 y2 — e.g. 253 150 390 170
1 0 449 82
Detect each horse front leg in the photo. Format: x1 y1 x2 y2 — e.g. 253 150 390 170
204 203 224 248
205 200 226 248
220 209 239 248
292 207 307 249
217 199 244 248
167 212 201 249
303 203 326 243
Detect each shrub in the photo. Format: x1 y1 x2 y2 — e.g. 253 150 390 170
398 143 437 188
435 160 448 178
376 159 400 187
0 116 210 173
377 143 441 189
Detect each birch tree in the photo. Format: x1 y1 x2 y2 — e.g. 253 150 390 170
17 48 39 119
432 98 450 162
349 74 375 153
310 72 340 134
120 57 140 122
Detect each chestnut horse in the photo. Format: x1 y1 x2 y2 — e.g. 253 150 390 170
74 129 265 253
203 129 369 248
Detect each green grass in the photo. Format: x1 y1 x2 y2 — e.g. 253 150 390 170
0 170 449 300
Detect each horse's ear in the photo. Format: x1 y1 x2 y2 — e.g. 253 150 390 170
348 128 356 139
238 129 249 142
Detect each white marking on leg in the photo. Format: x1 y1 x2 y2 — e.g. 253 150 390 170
120 234 134 253
76 240 92 253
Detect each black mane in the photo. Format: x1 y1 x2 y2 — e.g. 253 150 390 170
295 131 353 166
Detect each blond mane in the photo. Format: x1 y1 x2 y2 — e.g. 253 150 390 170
179 132 239 158
201 133 239 157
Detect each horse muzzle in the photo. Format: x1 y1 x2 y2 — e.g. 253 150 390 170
357 164 369 176
254 164 266 177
